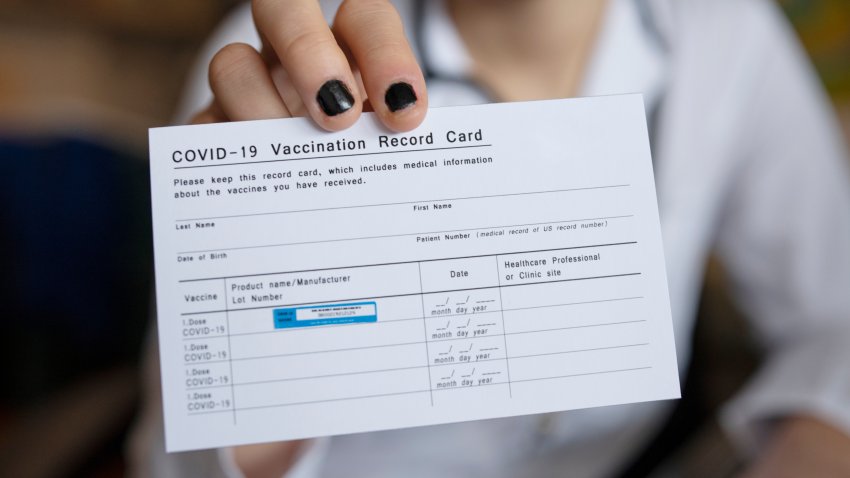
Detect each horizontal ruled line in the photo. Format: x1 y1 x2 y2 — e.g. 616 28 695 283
186 343 650 391
430 320 647 343
179 241 637 284
181 296 644 341
186 319 647 366
174 185 629 224
188 389 432 415
186 366 654 415
181 272 641 316
176 214 633 255
173 143 493 170
511 366 653 385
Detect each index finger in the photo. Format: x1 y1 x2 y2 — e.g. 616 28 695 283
253 0 362 131
334 0 428 132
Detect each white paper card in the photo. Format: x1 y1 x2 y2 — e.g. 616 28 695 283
149 95 680 452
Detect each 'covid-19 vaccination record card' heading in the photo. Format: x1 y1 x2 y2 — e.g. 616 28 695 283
148 95 680 452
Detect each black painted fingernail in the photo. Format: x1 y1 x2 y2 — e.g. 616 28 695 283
385 82 417 112
316 80 354 116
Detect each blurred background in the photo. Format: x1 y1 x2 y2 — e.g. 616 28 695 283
0 1 848 477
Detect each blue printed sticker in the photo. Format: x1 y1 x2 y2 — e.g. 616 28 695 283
273 301 378 329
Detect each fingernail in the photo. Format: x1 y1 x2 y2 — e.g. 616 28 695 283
385 82 417 112
316 80 354 116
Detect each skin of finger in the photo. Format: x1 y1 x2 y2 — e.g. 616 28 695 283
252 0 362 131
269 64 308 118
233 440 308 478
334 0 427 132
739 416 850 478
190 104 225 125
209 43 292 122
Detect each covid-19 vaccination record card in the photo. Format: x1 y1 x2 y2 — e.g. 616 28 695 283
149 94 680 452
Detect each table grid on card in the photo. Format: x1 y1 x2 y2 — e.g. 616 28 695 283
177 242 651 422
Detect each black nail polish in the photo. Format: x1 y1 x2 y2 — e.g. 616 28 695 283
385 82 417 112
316 80 354 116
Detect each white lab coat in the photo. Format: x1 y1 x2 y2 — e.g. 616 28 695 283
129 0 850 476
